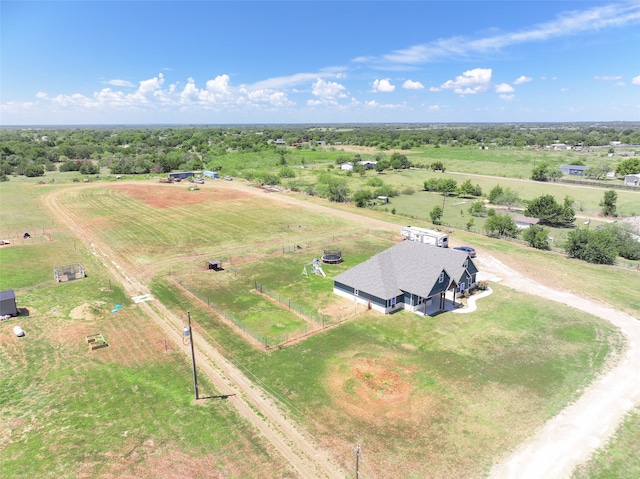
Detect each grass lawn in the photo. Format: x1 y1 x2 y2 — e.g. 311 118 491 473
156 278 623 479
572 407 640 479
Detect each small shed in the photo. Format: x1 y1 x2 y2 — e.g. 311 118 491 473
515 216 541 229
0 290 18 317
207 260 223 271
203 170 220 179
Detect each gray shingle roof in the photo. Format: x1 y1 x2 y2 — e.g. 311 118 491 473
333 241 475 299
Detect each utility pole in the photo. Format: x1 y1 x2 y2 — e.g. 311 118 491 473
184 311 199 400
354 444 361 478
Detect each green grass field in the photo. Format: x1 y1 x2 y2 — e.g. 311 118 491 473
1 150 639 478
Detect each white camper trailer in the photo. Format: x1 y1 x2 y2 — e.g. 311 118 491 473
401 226 449 248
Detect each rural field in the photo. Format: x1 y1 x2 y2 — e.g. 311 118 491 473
2 162 639 478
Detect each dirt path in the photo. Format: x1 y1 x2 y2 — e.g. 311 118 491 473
43 180 640 478
41 185 345 479
478 255 640 478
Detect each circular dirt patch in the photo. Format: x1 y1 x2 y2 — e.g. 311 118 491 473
70 302 107 321
326 356 417 422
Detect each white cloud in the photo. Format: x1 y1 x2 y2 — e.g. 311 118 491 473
499 94 515 101
311 79 347 100
595 75 623 81
402 79 424 90
440 68 492 95
495 83 515 93
107 79 135 87
250 68 345 90
428 104 441 111
514 76 532 85
429 86 441 92
366 3 640 68
372 79 395 92
633 75 640 85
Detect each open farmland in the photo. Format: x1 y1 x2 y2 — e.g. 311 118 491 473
1 175 633 477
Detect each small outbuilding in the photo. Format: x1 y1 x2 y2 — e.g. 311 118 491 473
624 174 640 187
54 263 86 282
207 260 223 271
515 216 541 229
0 290 18 317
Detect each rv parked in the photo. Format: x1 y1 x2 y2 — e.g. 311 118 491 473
401 226 449 248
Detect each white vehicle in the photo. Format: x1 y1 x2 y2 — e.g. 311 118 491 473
401 226 449 248
13 325 25 337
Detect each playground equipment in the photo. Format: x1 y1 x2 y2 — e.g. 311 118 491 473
301 258 326 277
321 249 343 264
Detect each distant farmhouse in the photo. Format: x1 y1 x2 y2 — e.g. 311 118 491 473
560 164 587 176
624 174 640 187
333 241 479 316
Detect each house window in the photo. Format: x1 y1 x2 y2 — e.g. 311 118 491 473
459 282 465 292
439 272 444 283
391 297 396 306
354 289 359 296
464 259 468 268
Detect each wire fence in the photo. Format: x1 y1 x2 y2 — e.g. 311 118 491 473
173 276 353 349
0 229 52 244
254 281 330 326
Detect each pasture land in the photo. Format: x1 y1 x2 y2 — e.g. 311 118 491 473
0 179 296 478
572 407 640 479
1 161 638 477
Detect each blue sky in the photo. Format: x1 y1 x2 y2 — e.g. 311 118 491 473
1 0 639 125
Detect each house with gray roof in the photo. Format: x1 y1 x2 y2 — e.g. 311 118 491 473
560 164 588 176
333 241 479 315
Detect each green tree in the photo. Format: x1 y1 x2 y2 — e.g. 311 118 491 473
430 161 445 172
614 157 640 176
599 190 617 217
468 201 488 217
522 224 550 250
565 229 618 264
439 178 458 196
423 178 440 191
524 194 575 227
488 185 504 203
583 230 618 264
531 164 550 181
601 223 640 260
457 179 481 197
327 179 349 203
23 164 45 177
279 166 296 178
485 214 518 238
430 205 443 224
389 152 410 169
352 189 372 208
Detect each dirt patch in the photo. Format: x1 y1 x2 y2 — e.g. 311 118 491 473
110 183 250 208
70 302 107 321
326 356 419 423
